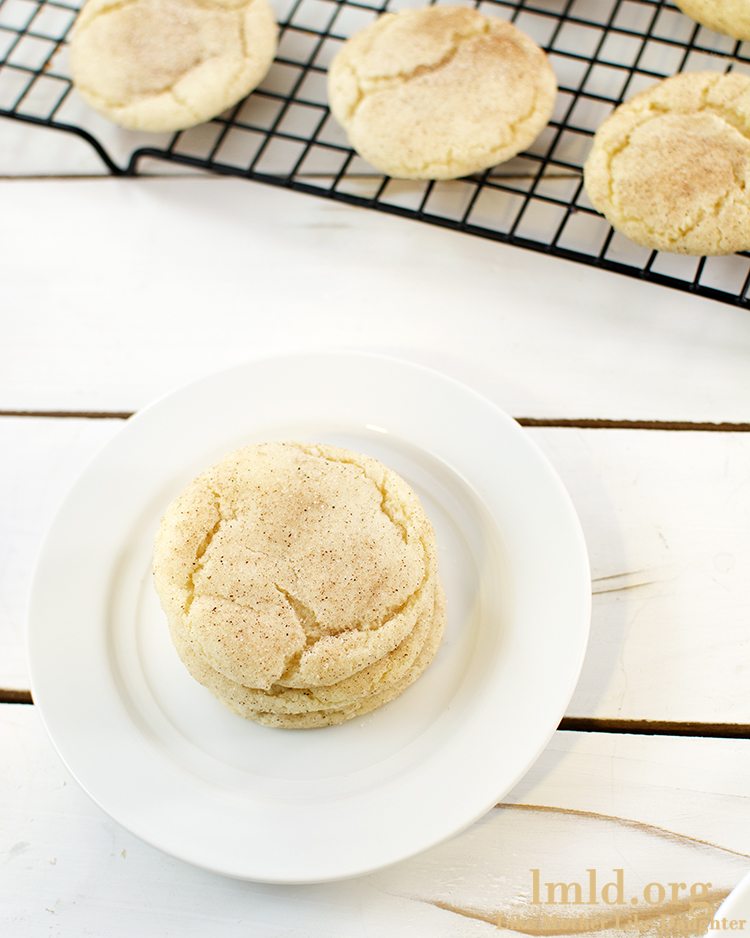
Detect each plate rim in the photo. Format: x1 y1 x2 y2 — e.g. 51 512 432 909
709 871 750 934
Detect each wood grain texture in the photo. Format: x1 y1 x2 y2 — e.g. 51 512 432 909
530 427 750 724
2 178 750 419
1 418 748 728
2 708 749 937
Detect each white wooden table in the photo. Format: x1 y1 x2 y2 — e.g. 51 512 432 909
2 121 749 938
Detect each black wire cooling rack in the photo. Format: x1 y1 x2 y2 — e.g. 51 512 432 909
2 0 750 307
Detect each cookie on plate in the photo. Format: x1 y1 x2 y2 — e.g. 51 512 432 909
674 0 750 40
327 5 557 180
584 72 750 256
153 442 446 728
70 0 277 132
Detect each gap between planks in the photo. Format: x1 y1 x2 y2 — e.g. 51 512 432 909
558 717 750 741
2 410 750 432
1 689 747 739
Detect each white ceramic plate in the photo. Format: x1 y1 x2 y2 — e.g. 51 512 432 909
709 872 750 936
29 352 590 883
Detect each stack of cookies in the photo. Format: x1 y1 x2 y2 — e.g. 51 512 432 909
153 442 445 728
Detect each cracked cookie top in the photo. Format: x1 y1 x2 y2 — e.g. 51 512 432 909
153 442 439 692
70 0 277 132
583 72 750 256
674 0 750 41
327 6 557 180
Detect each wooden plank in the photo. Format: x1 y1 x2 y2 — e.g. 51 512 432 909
2 417 748 728
0 418 120 689
2 706 749 937
2 178 749 419
531 427 750 724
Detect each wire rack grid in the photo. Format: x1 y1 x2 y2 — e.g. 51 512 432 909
2 0 750 307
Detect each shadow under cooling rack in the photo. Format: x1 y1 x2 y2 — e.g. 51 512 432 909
1 0 750 307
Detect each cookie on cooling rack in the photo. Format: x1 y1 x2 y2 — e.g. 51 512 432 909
70 0 277 132
153 442 446 729
674 0 750 40
327 5 557 180
583 72 750 256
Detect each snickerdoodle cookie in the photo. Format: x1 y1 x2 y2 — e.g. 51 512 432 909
70 0 277 131
153 442 445 728
674 0 750 40
327 6 557 180
584 72 750 255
